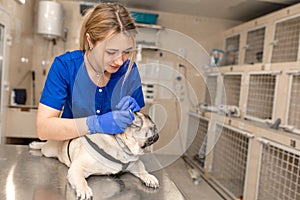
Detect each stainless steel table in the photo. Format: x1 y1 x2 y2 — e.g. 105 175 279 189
0 144 185 200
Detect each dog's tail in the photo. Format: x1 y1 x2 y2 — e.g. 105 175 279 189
29 141 46 150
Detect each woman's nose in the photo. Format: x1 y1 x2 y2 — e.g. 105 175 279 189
114 55 124 65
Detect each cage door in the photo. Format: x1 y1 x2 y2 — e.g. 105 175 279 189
271 15 300 63
245 72 279 122
256 138 300 200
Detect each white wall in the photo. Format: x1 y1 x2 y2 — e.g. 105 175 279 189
2 0 241 143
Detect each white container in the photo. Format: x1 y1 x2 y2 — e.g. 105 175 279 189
10 90 16 106
37 1 64 39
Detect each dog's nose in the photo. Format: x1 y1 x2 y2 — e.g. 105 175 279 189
141 134 159 149
148 134 159 144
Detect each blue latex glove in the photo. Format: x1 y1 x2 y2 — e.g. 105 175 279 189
116 96 141 112
86 110 134 134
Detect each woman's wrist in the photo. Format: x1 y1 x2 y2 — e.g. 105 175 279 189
74 117 91 136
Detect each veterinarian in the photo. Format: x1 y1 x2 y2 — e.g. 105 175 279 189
36 3 145 141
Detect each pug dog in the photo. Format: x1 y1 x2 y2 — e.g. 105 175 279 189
29 112 159 200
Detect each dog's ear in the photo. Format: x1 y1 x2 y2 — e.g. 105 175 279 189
130 113 143 130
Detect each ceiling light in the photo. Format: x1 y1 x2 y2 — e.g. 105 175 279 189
15 0 26 5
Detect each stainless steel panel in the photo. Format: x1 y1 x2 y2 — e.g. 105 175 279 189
0 145 185 200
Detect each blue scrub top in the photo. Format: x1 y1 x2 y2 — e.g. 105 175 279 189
40 50 145 118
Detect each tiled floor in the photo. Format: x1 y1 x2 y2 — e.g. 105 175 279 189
164 158 224 200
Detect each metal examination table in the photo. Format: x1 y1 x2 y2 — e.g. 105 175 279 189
0 144 185 200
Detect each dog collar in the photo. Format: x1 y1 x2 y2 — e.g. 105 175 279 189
83 135 131 171
114 135 134 156
67 139 73 163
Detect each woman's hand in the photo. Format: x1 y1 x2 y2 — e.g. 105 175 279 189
116 96 141 112
86 110 134 134
86 96 140 134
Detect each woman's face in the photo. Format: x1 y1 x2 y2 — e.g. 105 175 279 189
91 32 134 74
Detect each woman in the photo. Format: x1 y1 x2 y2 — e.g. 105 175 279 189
36 3 145 141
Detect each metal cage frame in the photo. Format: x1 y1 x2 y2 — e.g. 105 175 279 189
186 113 210 170
256 138 300 200
285 70 300 134
270 14 300 63
244 71 280 123
221 72 243 108
243 25 266 64
223 33 241 66
210 123 254 199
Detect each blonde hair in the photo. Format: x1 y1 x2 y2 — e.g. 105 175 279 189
80 3 136 51
80 3 137 78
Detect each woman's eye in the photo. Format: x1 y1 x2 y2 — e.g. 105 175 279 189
106 51 116 55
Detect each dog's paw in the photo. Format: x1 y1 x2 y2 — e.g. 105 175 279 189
29 141 45 149
75 185 93 200
68 178 93 200
140 174 159 188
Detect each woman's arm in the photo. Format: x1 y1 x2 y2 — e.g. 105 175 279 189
36 103 89 141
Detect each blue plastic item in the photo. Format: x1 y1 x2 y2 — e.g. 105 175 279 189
130 11 158 24
86 110 134 134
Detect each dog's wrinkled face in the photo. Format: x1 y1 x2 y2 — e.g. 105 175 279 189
128 112 159 149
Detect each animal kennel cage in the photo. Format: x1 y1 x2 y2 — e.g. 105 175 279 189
223 34 240 66
271 14 300 63
221 73 242 108
245 71 280 122
185 114 209 170
244 26 266 64
210 123 253 199
204 73 218 106
256 138 300 200
286 71 300 132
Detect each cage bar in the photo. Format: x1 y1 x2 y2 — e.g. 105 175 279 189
210 124 253 199
244 26 265 64
222 73 242 107
256 138 300 200
271 15 300 63
185 115 209 169
245 72 279 121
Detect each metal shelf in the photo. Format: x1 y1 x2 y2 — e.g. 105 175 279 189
136 23 164 30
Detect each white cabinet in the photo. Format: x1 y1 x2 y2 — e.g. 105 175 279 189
5 107 37 139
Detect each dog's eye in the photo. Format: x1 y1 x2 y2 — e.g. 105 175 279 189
131 123 140 129
130 120 142 130
150 125 157 132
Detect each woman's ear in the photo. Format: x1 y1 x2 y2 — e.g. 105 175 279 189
86 33 93 49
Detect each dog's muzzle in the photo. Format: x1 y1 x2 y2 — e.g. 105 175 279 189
141 134 159 149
